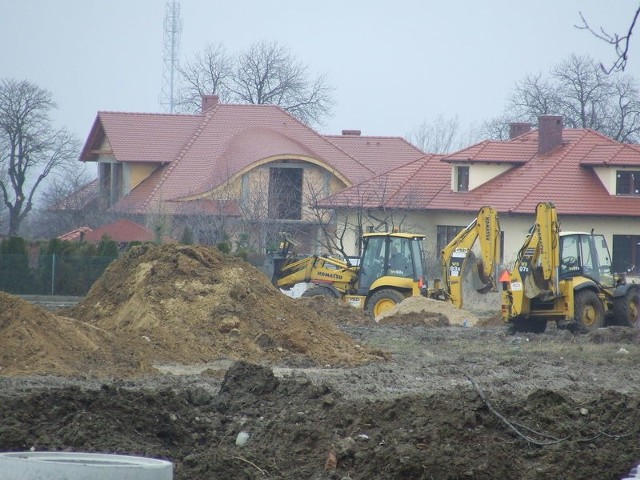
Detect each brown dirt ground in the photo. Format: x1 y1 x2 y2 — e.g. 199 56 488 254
2 244 640 479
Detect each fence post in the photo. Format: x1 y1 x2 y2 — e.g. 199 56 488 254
51 253 56 295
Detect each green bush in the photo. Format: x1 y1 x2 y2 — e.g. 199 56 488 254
0 236 32 293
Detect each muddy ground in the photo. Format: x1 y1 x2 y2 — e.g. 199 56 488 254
2 244 640 479
3 321 640 479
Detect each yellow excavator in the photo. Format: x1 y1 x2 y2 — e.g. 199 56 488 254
268 206 502 317
501 202 640 333
428 205 502 309
268 231 429 318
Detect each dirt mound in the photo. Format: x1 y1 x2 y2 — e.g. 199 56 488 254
376 296 480 326
296 296 373 324
0 292 150 376
66 244 382 368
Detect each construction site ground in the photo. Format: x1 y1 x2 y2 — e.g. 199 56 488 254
2 244 640 479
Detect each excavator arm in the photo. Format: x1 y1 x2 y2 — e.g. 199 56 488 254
440 206 501 309
503 202 560 318
266 233 357 294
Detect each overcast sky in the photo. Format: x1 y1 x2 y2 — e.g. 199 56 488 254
1 0 635 145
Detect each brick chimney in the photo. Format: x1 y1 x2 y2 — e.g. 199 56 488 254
201 94 219 113
538 115 563 155
341 129 361 136
509 122 531 139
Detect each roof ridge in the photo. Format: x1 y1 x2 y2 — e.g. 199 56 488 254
237 103 379 180
320 136 377 179
443 139 492 161
140 112 216 212
99 110 204 119
604 143 625 164
511 129 588 211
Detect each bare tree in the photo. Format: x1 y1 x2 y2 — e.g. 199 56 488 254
477 114 513 141
309 173 421 260
508 73 561 120
175 42 233 113
179 40 334 126
484 54 640 142
25 167 102 238
408 114 461 154
576 7 640 73
0 79 80 236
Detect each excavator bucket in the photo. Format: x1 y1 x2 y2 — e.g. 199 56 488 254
464 257 494 294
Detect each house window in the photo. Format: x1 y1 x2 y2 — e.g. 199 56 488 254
98 162 123 208
456 166 469 192
437 225 464 253
616 170 640 195
268 167 303 219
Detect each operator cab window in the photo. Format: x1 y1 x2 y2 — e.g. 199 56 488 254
388 237 414 278
560 235 580 277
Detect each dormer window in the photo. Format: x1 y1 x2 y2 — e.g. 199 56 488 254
456 166 469 192
616 170 640 195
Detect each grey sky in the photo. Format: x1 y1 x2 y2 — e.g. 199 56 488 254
0 0 634 145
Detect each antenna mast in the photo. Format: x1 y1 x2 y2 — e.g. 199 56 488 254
161 1 182 113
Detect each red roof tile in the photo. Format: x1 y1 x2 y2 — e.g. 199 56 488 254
82 103 428 215
327 127 640 217
80 112 203 163
321 154 448 209
325 135 426 173
58 227 93 241
83 219 174 243
443 134 538 164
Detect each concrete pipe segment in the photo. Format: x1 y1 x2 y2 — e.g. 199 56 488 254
0 451 173 479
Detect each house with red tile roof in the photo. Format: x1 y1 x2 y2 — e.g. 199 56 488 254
78 95 425 253
324 116 640 274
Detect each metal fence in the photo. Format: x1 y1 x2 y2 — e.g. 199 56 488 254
0 254 116 296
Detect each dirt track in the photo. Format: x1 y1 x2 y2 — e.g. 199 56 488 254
3 244 640 479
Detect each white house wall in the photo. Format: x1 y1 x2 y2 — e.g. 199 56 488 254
469 164 512 190
337 209 640 269
592 167 616 194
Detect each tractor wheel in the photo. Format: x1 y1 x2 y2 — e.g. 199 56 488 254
366 289 406 320
574 289 605 332
301 285 339 299
612 288 640 328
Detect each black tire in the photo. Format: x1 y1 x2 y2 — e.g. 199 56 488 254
612 288 640 328
366 289 406 319
574 289 605 332
301 285 339 299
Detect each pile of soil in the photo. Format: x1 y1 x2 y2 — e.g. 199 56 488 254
296 296 373 324
64 244 382 370
0 293 150 376
377 296 481 326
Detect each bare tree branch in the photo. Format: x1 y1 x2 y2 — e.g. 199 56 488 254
178 40 334 127
484 54 640 143
576 7 640 73
0 79 80 235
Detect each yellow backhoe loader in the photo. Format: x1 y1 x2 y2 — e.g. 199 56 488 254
501 202 640 333
428 206 502 309
267 206 502 318
268 231 429 318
